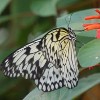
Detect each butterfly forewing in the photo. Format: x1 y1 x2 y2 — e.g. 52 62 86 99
1 39 49 79
42 28 69 68
1 27 79 92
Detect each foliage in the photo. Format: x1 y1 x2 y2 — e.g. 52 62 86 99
0 0 99 100
24 74 100 100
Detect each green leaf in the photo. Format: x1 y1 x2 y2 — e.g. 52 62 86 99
0 0 10 14
76 35 94 53
56 8 99 37
31 0 58 16
24 74 100 100
78 39 100 67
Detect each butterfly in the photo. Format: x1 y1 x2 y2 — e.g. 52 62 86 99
0 27 79 92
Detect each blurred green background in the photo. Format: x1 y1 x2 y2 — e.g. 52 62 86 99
0 0 100 100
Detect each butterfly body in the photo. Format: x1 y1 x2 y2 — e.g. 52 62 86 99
1 27 79 92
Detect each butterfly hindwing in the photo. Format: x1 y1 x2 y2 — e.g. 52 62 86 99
35 63 64 92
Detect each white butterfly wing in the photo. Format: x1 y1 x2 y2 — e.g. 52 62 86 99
35 63 64 91
38 28 79 91
1 39 49 79
1 28 79 92
59 39 79 89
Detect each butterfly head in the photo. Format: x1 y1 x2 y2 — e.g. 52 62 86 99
68 27 76 40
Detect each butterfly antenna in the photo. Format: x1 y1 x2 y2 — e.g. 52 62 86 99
65 13 73 28
65 13 85 32
68 13 72 28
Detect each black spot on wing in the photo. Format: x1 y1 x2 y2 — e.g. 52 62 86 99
53 71 55 75
49 76 52 80
56 74 59 78
35 60 39 68
25 47 31 55
28 58 33 63
52 46 54 52
35 60 48 78
51 33 53 41
35 60 41 78
42 76 45 80
36 40 42 49
56 30 60 40
50 56 53 60
57 59 60 65
28 58 34 70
